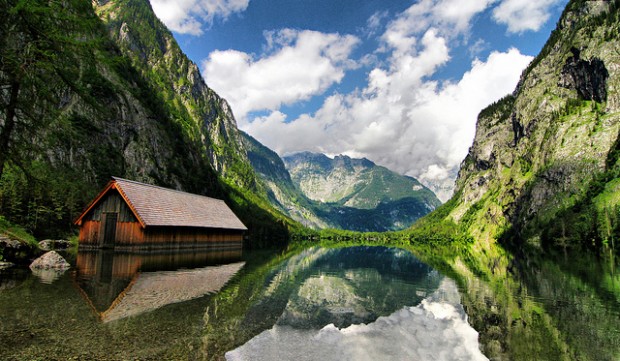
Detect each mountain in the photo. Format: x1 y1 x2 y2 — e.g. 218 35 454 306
240 133 329 229
427 0 620 249
0 0 295 239
284 152 439 208
278 152 441 231
93 0 256 190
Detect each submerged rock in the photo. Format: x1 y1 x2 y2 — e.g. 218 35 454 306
31 268 67 284
29 251 70 270
0 261 15 270
38 239 72 251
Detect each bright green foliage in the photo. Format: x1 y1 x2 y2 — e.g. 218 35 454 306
0 215 36 246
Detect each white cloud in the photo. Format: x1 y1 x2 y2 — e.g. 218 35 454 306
244 11 531 202
202 29 360 120
363 10 389 39
493 0 565 33
432 0 496 34
243 1 534 201
193 0 558 200
227 278 488 361
380 0 495 48
150 0 249 35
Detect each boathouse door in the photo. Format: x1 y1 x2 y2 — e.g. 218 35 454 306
101 212 118 248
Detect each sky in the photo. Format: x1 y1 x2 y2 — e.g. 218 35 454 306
149 0 568 201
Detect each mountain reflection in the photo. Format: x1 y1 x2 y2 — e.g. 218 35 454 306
75 249 244 322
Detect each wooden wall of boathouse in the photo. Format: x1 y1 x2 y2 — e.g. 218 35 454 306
79 191 143 247
78 190 244 250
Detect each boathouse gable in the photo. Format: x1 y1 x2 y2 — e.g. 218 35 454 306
75 177 247 250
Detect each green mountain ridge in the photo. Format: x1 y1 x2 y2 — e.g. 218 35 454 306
423 0 620 251
240 132 330 229
240 135 442 232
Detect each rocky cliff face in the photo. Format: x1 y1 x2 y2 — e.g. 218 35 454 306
449 0 620 246
93 0 256 190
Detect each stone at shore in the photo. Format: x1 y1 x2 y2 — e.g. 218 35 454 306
0 235 23 250
39 240 53 251
29 251 71 270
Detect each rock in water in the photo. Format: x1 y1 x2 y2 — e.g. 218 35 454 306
38 239 54 251
38 239 72 251
29 251 70 270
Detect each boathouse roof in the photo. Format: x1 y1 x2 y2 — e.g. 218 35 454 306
75 177 247 231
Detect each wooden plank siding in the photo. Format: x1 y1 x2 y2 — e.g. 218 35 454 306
79 221 144 246
79 221 242 250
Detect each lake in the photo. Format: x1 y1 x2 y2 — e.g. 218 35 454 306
0 242 618 360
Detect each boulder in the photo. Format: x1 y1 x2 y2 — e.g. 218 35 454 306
29 251 70 270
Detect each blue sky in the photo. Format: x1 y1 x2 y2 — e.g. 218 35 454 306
149 0 568 200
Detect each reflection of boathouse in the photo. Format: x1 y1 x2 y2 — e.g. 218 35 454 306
75 250 244 322
74 177 247 250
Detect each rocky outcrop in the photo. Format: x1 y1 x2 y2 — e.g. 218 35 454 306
0 235 22 251
558 47 609 102
0 235 39 264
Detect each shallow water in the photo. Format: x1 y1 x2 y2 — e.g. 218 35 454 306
0 244 618 360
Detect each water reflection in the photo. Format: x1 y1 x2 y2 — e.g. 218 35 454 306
227 279 487 361
7 242 614 360
268 246 443 329
201 246 488 360
75 249 244 322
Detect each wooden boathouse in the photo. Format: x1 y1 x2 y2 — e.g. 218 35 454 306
74 177 247 250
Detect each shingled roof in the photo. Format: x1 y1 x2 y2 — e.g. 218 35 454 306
76 177 247 231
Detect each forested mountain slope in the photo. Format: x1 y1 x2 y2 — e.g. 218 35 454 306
424 0 620 250
0 0 295 239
